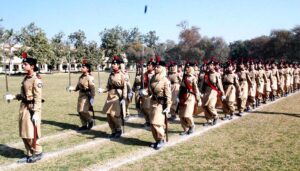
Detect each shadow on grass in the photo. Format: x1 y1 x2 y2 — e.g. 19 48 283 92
0 144 25 159
254 111 300 118
42 119 79 131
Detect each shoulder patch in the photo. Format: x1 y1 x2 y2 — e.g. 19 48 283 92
37 83 43 88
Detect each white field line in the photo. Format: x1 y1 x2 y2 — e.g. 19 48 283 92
0 116 140 150
0 128 145 171
85 91 300 171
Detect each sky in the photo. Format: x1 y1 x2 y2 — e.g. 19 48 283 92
0 0 300 44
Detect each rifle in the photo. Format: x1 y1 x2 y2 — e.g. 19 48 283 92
163 101 169 142
115 89 126 133
136 64 144 109
86 91 95 124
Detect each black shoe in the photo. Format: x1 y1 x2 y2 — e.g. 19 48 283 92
78 125 88 131
154 140 165 150
114 130 122 138
168 115 176 121
109 133 116 139
187 125 195 134
236 112 243 117
229 114 233 120
27 153 43 163
179 131 189 136
149 142 157 148
203 122 213 126
223 115 228 120
245 107 251 112
87 120 94 129
212 119 218 125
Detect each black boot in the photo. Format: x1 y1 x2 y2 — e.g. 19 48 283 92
27 153 43 163
87 119 94 129
187 125 195 134
155 140 165 150
212 118 218 125
78 125 89 131
109 132 116 139
114 130 122 138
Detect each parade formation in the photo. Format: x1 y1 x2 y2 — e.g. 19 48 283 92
3 53 300 163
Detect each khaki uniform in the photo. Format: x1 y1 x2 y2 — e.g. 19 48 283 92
75 74 95 126
215 72 224 109
178 73 200 132
149 73 172 141
256 68 266 102
201 71 224 122
141 71 155 124
293 68 300 90
264 69 272 100
247 70 257 107
122 70 132 117
237 70 250 112
168 71 181 117
284 67 292 93
222 72 239 114
278 68 286 96
102 71 127 133
132 72 142 109
18 72 43 156
271 68 280 97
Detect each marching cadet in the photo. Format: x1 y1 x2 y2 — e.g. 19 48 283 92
270 61 280 101
69 61 95 130
214 60 224 109
139 58 156 128
264 62 272 103
147 59 171 150
236 60 251 115
289 63 294 93
177 62 201 135
222 61 239 120
168 61 181 121
278 61 286 97
16 55 43 163
284 63 292 95
200 59 225 126
256 60 267 106
132 62 144 115
100 56 127 138
120 61 133 120
246 60 257 110
293 63 299 91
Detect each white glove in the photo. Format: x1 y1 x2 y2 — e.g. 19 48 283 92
163 107 170 114
139 89 148 97
128 91 133 99
67 86 75 92
221 95 226 101
176 98 179 103
98 88 104 93
4 93 15 102
136 86 141 90
89 98 94 105
120 99 126 105
197 101 202 107
32 114 40 125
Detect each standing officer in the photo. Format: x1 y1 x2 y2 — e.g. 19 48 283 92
16 55 43 163
101 56 127 138
200 59 225 126
69 60 96 130
222 61 239 119
177 62 201 135
168 61 181 121
148 59 171 150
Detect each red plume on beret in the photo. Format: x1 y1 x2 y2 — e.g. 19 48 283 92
113 55 120 60
22 52 27 59
83 57 87 64
194 60 199 65
203 59 208 65
149 57 154 62
156 55 161 63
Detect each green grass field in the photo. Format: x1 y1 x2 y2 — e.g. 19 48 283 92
0 72 299 171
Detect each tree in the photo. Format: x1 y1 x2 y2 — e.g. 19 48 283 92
68 30 87 61
99 26 125 57
143 31 159 48
50 32 67 69
18 22 52 64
